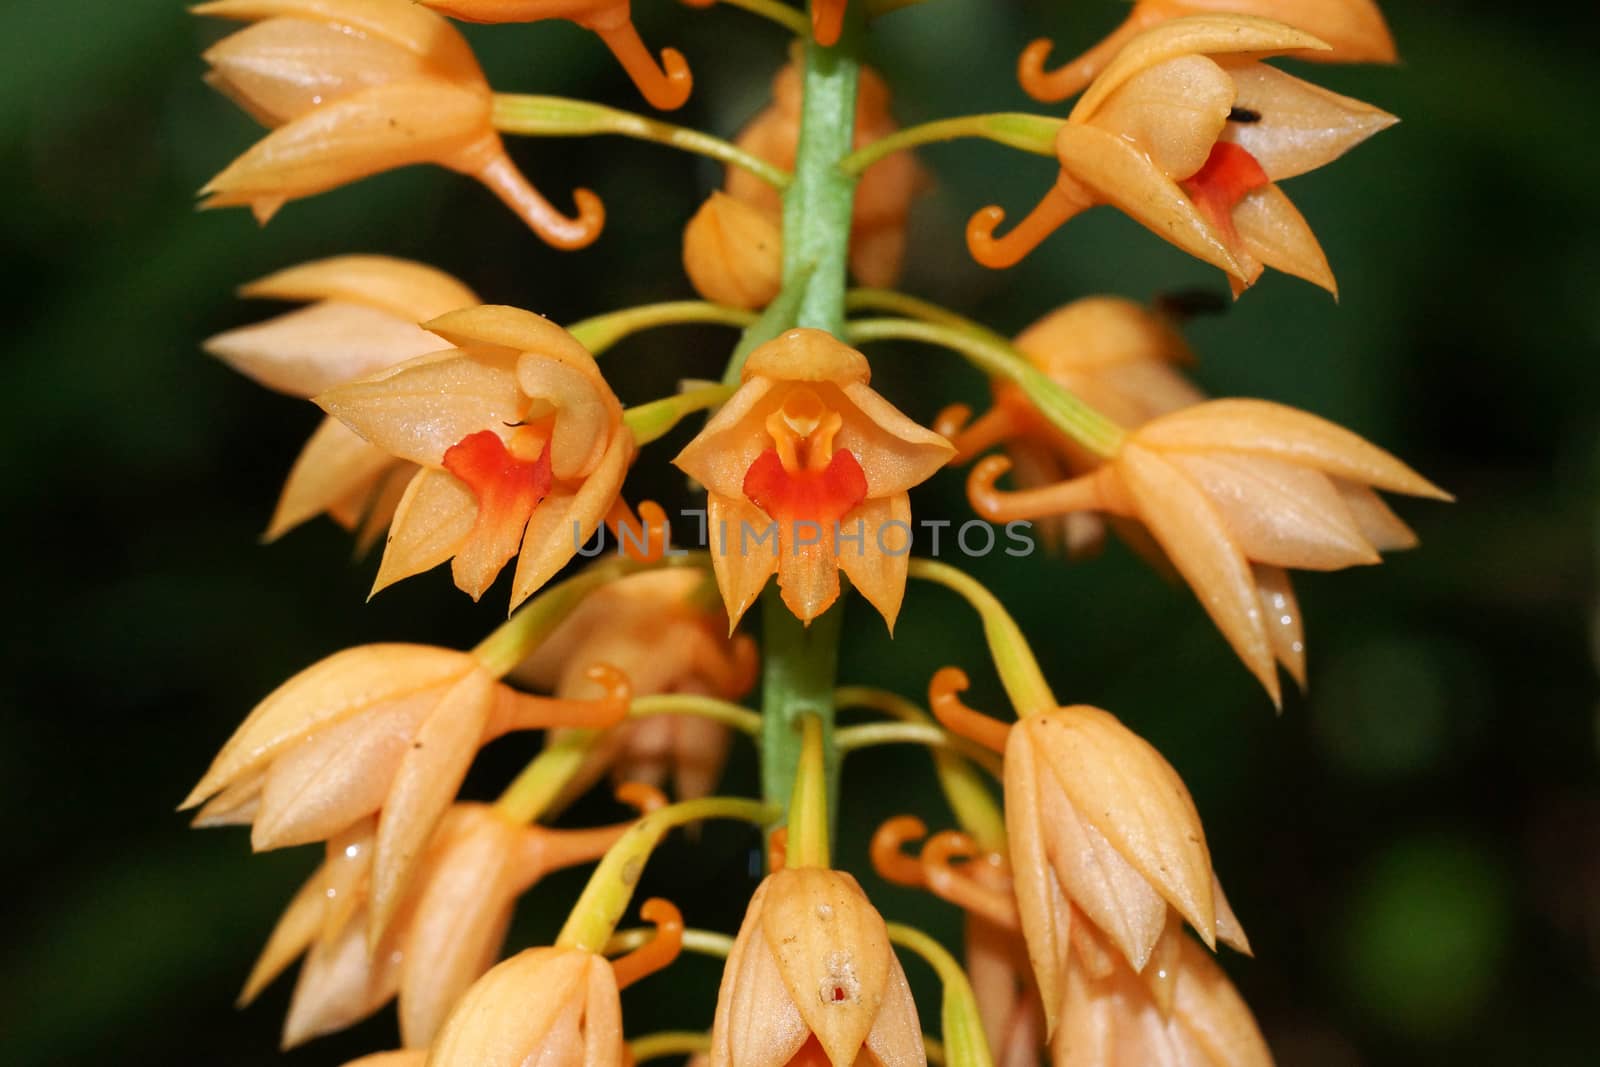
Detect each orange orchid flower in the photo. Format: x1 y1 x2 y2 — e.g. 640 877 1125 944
941 298 1389 693
969 16 1395 295
709 867 925 1067
717 61 928 291
238 796 659 1048
1020 0 1397 103
674 329 953 629
926 671 1250 1036
205 255 479 548
196 0 602 248
181 642 631 938
418 0 693 110
516 570 760 801
966 399 1448 703
316 305 661 607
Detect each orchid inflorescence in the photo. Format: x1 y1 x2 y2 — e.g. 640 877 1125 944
184 1 1443 1065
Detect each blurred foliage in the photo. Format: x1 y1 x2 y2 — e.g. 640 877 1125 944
2 1 1597 1065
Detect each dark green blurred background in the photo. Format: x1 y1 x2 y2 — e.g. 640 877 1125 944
3 1 1596 1064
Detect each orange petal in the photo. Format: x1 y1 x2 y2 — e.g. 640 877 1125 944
1135 399 1451 499
193 0 485 83
1003 725 1072 1036
1070 14 1329 124
1231 183 1336 294
1117 445 1279 703
711 880 810 1067
837 382 956 497
1253 564 1305 692
1088 54 1233 181
239 254 479 322
239 862 325 1006
251 698 431 850
508 427 631 609
316 347 522 468
370 467 476 596
1221 60 1396 181
516 354 616 480
182 644 475 809
281 906 403 1049
1036 705 1221 953
1336 480 1418 551
1165 452 1378 569
206 301 449 399
1052 124 1243 280
203 18 430 127
200 80 491 213
368 668 495 944
267 419 399 541
834 493 913 631
705 493 780 630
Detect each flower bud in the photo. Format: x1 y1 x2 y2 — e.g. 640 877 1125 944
683 193 784 310
710 868 925 1067
1004 706 1250 1034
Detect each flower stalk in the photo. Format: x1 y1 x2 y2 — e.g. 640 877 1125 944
836 686 1006 849
568 301 758 356
492 94 792 190
556 796 777 953
847 316 1127 459
839 112 1062 176
753 6 865 842
905 559 1057 717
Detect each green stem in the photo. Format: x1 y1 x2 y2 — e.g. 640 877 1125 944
568 301 757 356
492 95 791 190
781 14 863 335
847 316 1126 459
760 595 844 828
752 5 864 856
557 797 776 953
839 112 1061 176
630 693 763 736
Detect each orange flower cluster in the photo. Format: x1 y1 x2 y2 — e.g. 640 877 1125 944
179 3 1448 1067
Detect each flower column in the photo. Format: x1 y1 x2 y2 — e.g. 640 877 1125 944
752 3 865 821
